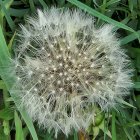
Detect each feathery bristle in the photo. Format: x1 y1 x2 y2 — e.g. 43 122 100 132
11 8 133 137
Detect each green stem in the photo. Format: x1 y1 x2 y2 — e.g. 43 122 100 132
0 80 11 140
112 111 116 140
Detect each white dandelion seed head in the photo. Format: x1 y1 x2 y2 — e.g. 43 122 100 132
11 8 133 137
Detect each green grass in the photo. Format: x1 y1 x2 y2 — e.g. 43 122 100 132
0 0 140 140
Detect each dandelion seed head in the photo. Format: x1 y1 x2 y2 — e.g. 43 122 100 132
12 8 133 137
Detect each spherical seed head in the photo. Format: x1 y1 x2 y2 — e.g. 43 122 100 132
11 8 133 137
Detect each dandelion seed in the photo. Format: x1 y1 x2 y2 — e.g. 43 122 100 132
56 56 59 59
64 72 67 75
53 67 57 71
59 88 63 91
110 75 113 79
17 77 20 81
102 65 105 68
83 68 86 72
54 40 57 44
50 44 53 48
60 48 63 51
84 56 87 60
96 82 99 85
34 88 38 92
71 82 74 86
78 53 81 56
41 74 45 78
65 64 68 68
57 80 61 84
59 63 63 67
50 74 54 78
96 47 99 51
86 72 89 75
59 73 63 76
79 64 82 67
27 42 30 45
58 55 61 58
41 47 45 50
36 67 39 70
83 42 86 46
66 77 70 81
72 59 75 63
76 70 80 72
76 83 79 87
98 71 102 74
52 90 55 94
90 64 94 68
62 39 66 42
28 70 33 76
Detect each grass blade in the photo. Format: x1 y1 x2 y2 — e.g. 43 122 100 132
38 0 48 9
0 107 14 120
134 82 140 89
112 111 116 140
74 130 78 140
0 25 38 140
67 0 139 39
117 99 136 108
14 111 24 140
120 30 140 45
106 0 120 6
9 8 29 17
0 25 10 65
0 0 15 31
29 0 35 12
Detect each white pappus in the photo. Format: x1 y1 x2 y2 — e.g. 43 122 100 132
11 7 133 137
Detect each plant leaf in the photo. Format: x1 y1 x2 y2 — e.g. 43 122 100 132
0 25 38 140
14 111 24 140
0 107 14 120
112 111 116 140
67 0 139 40
120 30 140 45
0 0 15 31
